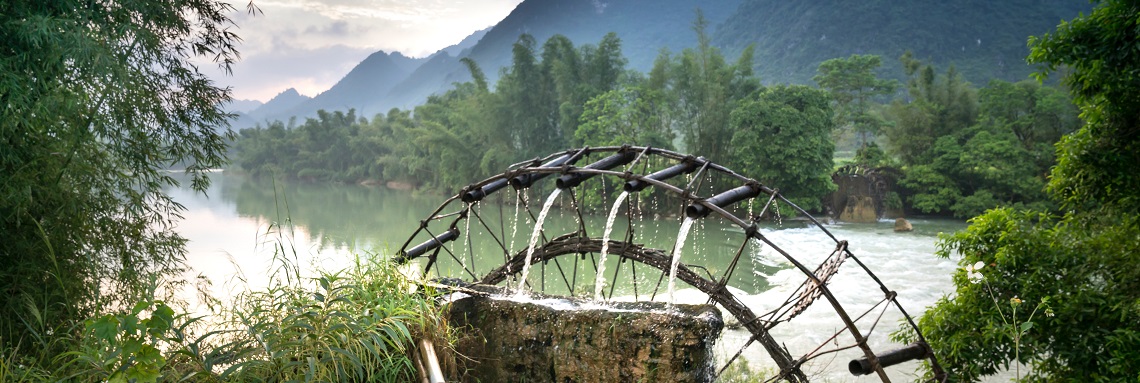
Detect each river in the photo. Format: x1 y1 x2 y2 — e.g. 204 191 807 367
167 171 973 382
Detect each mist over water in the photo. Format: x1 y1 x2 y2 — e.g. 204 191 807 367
169 172 969 381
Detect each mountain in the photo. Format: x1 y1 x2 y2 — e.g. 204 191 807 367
249 88 310 121
714 0 1092 85
462 0 743 76
282 51 426 119
369 0 743 117
379 53 469 111
249 0 1093 126
226 99 263 114
441 27 490 58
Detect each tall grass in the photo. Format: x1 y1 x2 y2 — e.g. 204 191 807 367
223 254 450 382
0 242 451 382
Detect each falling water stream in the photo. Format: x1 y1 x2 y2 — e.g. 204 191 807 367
516 188 562 294
667 217 697 303
594 191 629 300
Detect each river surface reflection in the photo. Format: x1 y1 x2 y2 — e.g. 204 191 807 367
168 171 971 382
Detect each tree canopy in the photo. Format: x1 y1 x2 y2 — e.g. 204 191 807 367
881 54 1080 218
906 1 1140 381
813 54 897 147
729 85 836 210
0 0 241 354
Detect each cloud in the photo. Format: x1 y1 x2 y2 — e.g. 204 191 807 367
303 20 353 36
211 0 523 101
207 44 375 101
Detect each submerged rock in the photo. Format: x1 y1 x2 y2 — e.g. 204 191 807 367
894 218 913 232
446 289 723 383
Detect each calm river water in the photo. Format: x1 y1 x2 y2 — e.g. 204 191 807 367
168 171 973 382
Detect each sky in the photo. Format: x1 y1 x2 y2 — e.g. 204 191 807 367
206 0 524 103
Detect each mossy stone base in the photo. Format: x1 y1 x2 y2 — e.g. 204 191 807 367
446 289 723 383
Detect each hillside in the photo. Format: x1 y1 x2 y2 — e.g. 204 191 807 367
369 0 743 118
715 0 1092 85
281 51 424 119
246 0 742 124
249 88 311 121
462 0 742 76
226 99 263 114
247 0 1094 125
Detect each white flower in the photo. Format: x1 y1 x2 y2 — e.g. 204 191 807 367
46 328 54 336
964 261 985 283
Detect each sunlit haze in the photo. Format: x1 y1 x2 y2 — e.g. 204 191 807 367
207 0 523 102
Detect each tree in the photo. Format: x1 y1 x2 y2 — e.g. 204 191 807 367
1028 0 1140 215
895 79 1079 218
813 54 898 147
884 55 978 166
906 1 1140 381
576 86 675 148
669 10 759 161
0 0 245 354
729 85 836 211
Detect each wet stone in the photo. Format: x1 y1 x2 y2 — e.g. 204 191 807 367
445 288 723 383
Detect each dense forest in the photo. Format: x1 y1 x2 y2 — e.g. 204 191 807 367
234 13 1080 218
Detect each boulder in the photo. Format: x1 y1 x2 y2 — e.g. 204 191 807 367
894 218 913 232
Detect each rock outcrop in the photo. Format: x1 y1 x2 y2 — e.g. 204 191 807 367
894 218 913 232
840 195 878 223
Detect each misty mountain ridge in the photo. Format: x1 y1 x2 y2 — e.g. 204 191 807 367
249 88 311 120
226 99 263 114
244 0 1091 127
715 0 1091 86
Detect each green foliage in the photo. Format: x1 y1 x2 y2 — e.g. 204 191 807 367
236 32 632 192
69 296 180 382
814 54 898 146
1028 0 1140 215
576 87 676 148
885 59 1079 217
656 10 760 161
851 142 892 168
904 209 1140 382
908 1 1140 381
0 0 238 360
885 55 979 166
2 253 449 382
226 257 446 382
729 85 836 210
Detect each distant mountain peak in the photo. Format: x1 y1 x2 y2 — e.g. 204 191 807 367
248 87 312 120
273 88 306 99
